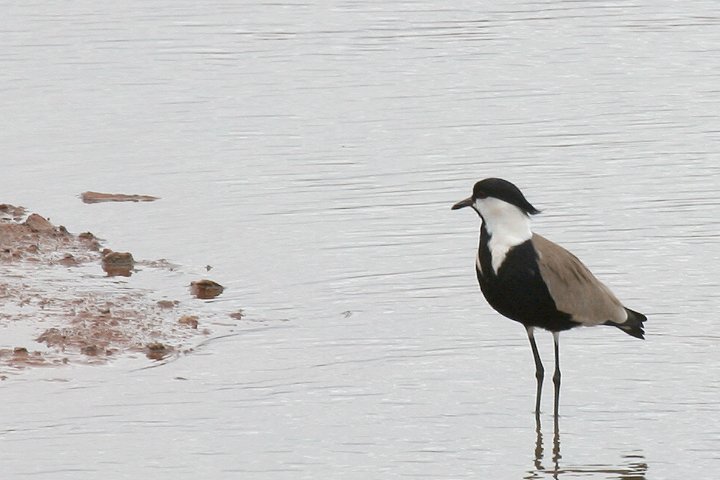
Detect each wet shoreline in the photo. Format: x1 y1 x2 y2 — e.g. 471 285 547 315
0 203 226 378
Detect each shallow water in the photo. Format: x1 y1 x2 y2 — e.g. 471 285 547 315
2 0 720 478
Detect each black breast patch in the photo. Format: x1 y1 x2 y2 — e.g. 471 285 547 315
475 237 578 332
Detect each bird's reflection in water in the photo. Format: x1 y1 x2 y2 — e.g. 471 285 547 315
526 414 648 479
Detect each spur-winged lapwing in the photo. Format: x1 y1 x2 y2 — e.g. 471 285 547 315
452 178 646 417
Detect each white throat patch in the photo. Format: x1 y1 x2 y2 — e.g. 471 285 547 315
474 197 533 274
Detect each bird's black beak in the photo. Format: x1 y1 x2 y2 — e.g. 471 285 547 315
451 196 474 210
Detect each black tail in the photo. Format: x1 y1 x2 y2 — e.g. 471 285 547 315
606 308 647 339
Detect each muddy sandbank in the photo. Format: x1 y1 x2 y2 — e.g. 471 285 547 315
0 204 232 378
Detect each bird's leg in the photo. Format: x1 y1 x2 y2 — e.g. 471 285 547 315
552 332 561 419
526 327 544 416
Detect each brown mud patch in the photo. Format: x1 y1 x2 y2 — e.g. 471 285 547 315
80 191 159 204
101 249 135 277
190 279 224 299
0 204 228 377
0 209 100 265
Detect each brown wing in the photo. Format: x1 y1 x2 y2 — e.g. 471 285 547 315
532 234 627 326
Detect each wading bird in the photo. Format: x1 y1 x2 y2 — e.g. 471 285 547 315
452 178 646 417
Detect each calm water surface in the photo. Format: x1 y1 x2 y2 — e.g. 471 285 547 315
2 1 720 478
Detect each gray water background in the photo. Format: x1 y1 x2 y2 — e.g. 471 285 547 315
2 1 720 478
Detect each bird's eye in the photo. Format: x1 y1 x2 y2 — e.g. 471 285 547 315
476 191 488 199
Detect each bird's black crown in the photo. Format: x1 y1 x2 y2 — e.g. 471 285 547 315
473 178 540 215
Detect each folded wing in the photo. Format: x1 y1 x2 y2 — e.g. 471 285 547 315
532 234 628 326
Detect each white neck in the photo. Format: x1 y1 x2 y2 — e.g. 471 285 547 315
475 197 532 273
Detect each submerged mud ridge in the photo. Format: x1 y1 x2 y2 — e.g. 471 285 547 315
0 204 225 378
80 191 160 204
